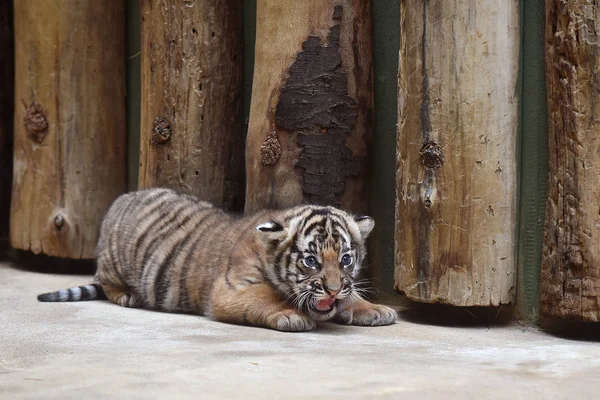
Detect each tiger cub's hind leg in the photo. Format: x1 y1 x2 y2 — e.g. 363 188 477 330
103 284 142 308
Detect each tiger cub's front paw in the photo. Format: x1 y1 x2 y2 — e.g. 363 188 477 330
338 303 397 326
266 310 316 332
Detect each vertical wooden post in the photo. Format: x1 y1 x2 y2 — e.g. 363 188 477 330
541 0 600 322
139 0 244 210
0 0 13 248
395 1 520 306
244 0 373 214
11 1 126 259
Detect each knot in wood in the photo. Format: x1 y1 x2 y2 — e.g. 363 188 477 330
419 141 444 169
53 214 65 230
152 117 171 145
332 5 343 20
565 245 583 269
24 101 49 144
260 132 281 165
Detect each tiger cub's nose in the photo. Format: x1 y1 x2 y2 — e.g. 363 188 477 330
323 283 341 297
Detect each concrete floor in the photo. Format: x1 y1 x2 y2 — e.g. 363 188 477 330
1 262 599 399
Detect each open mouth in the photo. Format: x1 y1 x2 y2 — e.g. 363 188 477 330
313 297 337 313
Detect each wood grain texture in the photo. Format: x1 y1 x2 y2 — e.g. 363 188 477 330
11 1 126 259
541 0 600 322
395 1 519 306
0 0 13 247
138 0 244 210
244 0 372 214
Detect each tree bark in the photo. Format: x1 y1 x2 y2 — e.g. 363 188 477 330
395 1 520 306
138 0 244 210
244 0 373 214
541 0 600 322
10 1 126 259
0 0 13 248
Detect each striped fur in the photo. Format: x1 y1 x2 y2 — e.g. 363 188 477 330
37 284 106 302
37 188 397 331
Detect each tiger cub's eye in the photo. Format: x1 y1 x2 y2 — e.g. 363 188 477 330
341 254 352 267
303 256 319 269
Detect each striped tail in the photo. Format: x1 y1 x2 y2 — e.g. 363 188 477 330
37 284 107 302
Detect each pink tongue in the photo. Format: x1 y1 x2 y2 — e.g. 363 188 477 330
316 298 336 311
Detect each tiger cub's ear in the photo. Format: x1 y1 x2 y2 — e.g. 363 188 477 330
256 220 287 243
354 216 375 239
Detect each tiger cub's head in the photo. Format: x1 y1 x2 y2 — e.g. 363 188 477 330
256 206 375 321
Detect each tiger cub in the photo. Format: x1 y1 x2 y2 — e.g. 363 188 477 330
38 188 397 331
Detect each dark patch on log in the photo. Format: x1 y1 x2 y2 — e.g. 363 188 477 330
332 4 343 20
152 116 171 145
274 5 359 206
419 141 444 169
23 101 48 144
260 132 281 166
296 133 360 205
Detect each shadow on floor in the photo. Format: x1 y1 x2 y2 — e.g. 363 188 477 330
2 248 95 275
397 301 514 328
383 292 600 341
376 292 514 328
538 317 600 342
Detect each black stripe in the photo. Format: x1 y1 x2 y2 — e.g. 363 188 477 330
224 273 235 289
151 212 196 307
302 220 324 238
138 201 196 281
331 231 340 242
225 218 259 289
92 283 107 300
294 209 315 235
154 229 198 309
134 197 190 265
115 196 145 278
178 212 220 310
106 225 119 280
258 265 273 285
115 195 139 247
80 285 90 300
250 250 274 286
273 249 286 283
304 209 331 228
328 218 344 231
127 191 176 277
283 251 293 281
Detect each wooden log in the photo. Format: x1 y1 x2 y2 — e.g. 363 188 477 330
244 0 373 214
138 0 244 210
10 1 126 259
541 0 600 322
394 1 520 306
0 0 13 248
